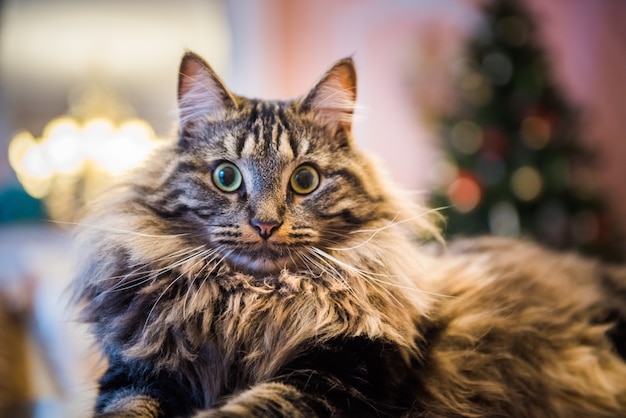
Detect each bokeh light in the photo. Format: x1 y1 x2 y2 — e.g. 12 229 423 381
510 165 543 202
451 120 483 155
447 173 482 213
521 115 551 150
9 116 165 220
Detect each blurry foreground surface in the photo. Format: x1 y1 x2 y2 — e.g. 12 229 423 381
0 225 99 418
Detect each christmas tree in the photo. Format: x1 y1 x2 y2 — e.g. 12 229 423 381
429 0 622 261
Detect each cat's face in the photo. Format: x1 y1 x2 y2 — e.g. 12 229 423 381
143 53 389 275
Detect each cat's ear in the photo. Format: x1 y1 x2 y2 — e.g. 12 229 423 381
301 57 357 136
178 51 236 125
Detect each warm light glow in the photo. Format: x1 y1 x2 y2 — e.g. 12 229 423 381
41 117 84 175
83 118 116 163
451 120 483 155
448 174 482 213
521 116 551 150
9 116 165 204
97 119 160 175
8 130 36 169
9 131 54 199
21 144 54 180
18 145 54 199
511 165 543 201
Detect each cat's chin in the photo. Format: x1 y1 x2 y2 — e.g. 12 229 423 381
226 253 294 276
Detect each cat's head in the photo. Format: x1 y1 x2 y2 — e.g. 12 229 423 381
131 52 428 276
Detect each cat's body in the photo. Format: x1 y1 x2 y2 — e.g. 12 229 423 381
73 52 626 417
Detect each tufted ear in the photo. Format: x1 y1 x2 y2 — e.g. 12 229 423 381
301 57 357 135
178 51 237 125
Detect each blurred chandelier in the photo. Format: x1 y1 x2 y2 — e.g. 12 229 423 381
8 87 166 222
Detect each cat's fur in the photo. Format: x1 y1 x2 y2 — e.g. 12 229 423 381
73 52 626 417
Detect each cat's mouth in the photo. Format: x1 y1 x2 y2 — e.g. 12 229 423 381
225 244 298 275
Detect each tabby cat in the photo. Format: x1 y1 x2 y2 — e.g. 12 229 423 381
73 51 626 417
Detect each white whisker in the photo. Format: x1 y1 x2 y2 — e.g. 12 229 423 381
100 245 207 285
331 208 443 252
182 248 224 317
55 220 189 239
308 246 447 299
87 247 212 315
142 246 215 334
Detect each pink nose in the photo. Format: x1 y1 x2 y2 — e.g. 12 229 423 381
250 219 281 239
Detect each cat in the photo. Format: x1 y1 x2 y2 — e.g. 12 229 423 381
72 51 626 418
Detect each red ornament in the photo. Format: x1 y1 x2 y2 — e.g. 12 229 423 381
447 171 482 213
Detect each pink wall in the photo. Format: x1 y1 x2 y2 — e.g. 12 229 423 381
525 0 626 234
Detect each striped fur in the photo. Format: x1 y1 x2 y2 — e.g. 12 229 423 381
73 52 626 417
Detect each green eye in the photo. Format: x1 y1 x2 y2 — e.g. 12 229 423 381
290 165 320 195
212 162 242 192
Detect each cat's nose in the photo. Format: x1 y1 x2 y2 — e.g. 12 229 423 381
250 219 282 240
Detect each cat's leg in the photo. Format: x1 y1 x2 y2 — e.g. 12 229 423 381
193 382 316 418
195 336 420 418
93 353 201 418
94 393 161 418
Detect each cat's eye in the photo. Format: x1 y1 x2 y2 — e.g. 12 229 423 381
212 162 242 192
290 165 320 195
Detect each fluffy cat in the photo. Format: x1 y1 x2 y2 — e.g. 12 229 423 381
73 51 626 417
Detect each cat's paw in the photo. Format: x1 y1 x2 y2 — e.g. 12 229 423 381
95 394 161 418
193 382 315 418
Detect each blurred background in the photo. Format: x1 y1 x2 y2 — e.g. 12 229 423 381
1 0 626 416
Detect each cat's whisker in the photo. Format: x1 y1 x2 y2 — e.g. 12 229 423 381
314 247 451 299
195 248 232 292
306 246 402 306
104 245 208 284
135 245 204 265
143 246 217 334
107 275 154 293
101 246 211 298
330 209 443 252
298 250 332 280
325 214 401 252
185 248 233 318
143 278 182 335
99 245 208 285
309 246 398 280
288 248 313 277
303 248 358 297
186 258 222 317
55 220 191 239
311 247 423 295
78 247 212 313
182 248 224 317
346 213 402 235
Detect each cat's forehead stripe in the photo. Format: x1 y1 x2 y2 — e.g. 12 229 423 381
234 130 249 157
237 100 299 160
240 132 257 157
